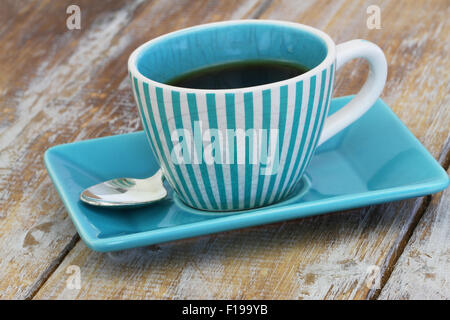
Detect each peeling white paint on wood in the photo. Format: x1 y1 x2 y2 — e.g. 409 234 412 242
379 172 449 298
0 0 147 299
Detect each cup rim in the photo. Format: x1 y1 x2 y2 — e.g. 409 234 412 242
128 19 336 93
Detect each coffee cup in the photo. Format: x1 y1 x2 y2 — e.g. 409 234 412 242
128 20 387 211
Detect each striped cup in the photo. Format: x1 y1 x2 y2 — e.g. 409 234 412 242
128 20 387 211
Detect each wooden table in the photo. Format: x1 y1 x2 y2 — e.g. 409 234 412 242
1 0 448 300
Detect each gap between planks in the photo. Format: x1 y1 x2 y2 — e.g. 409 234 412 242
23 234 80 300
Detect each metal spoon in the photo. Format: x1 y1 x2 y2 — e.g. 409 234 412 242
80 169 167 207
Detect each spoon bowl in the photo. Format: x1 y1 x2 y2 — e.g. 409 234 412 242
80 169 167 208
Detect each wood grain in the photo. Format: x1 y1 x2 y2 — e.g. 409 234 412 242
378 151 450 299
1 0 449 299
0 0 267 299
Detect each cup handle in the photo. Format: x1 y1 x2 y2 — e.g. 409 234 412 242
317 39 387 146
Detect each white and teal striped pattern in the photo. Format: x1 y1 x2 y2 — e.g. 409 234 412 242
131 64 335 211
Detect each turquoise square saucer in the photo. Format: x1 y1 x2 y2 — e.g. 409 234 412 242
44 96 449 252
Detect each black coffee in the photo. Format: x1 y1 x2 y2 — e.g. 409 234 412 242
167 60 309 89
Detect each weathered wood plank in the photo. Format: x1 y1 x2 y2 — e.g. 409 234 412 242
1 0 141 299
0 0 265 299
32 0 449 299
378 149 449 299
